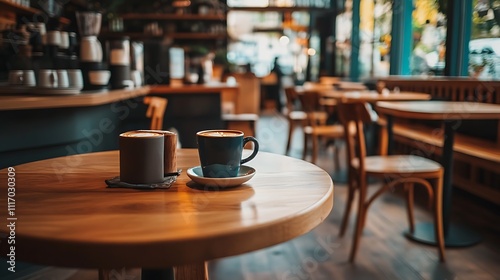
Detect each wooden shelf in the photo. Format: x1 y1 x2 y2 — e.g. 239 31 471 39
100 31 226 40
0 0 40 15
121 13 226 21
253 24 308 33
171 32 226 39
228 6 330 13
100 31 162 40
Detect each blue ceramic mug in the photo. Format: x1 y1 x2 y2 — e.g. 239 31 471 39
197 130 259 178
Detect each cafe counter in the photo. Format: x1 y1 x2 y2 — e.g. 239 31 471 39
0 83 238 168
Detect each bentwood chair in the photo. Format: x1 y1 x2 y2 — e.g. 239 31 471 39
298 90 344 165
144 96 168 130
336 102 445 262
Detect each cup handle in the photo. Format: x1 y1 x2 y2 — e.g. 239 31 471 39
241 136 259 164
50 72 57 87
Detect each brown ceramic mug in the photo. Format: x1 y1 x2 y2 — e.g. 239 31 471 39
119 131 164 184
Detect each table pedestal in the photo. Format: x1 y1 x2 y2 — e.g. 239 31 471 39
405 222 481 247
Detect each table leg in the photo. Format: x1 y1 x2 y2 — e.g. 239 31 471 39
175 262 208 280
405 121 481 247
386 116 394 155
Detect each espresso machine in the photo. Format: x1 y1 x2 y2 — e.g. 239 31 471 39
76 11 108 90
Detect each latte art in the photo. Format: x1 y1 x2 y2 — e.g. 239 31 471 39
120 131 163 138
199 131 242 137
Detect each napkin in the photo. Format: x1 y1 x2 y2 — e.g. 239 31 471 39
105 170 182 189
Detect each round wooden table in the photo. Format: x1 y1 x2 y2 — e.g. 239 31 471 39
0 149 333 279
376 101 500 247
321 90 431 103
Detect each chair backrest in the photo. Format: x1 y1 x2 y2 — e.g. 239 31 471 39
298 90 330 126
144 96 168 130
298 90 322 113
284 86 300 113
337 102 373 174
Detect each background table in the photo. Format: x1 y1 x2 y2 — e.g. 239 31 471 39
321 90 430 103
376 101 500 247
0 149 333 279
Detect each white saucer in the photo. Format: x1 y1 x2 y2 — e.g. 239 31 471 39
187 165 255 188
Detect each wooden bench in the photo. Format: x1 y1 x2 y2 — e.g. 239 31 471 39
377 77 500 205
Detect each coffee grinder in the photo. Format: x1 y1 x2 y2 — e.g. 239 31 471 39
76 11 108 90
107 36 132 89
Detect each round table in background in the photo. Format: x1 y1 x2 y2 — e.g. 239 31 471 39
376 101 500 247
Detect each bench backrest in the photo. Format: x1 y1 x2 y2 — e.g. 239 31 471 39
378 77 500 104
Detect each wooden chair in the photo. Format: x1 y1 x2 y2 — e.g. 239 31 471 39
298 90 344 165
336 102 445 262
222 72 260 137
144 96 168 130
284 86 308 155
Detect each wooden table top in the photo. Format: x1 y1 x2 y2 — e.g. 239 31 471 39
376 101 500 120
295 83 333 93
322 90 431 102
335 81 368 91
0 149 333 269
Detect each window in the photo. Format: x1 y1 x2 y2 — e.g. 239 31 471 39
469 0 500 79
410 0 447 76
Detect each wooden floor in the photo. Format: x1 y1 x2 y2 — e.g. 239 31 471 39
5 112 500 280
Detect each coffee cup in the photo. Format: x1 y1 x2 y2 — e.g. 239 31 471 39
68 69 83 89
23 70 36 87
197 130 259 178
38 70 58 88
47 30 61 47
8 70 24 85
57 70 69 88
119 131 165 184
88 70 110 85
131 70 142 87
60 31 69 50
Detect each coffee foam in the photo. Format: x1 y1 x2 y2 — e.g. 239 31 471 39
198 130 242 137
120 131 163 138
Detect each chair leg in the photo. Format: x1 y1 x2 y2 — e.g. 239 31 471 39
333 143 341 171
302 133 308 160
339 172 356 237
286 120 294 155
405 182 415 233
378 122 388 156
349 180 367 262
311 135 319 164
434 176 446 262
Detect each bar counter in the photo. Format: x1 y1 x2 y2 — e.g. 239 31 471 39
0 83 238 168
